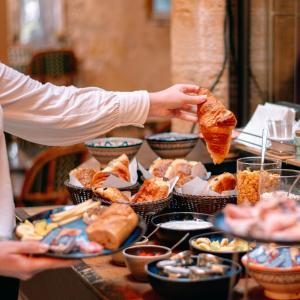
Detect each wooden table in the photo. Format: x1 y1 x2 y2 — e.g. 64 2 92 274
18 206 267 300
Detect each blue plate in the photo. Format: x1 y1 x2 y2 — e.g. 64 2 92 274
16 206 146 259
213 212 300 246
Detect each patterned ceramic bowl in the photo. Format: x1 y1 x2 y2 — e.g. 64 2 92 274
146 132 199 159
242 254 300 300
85 137 143 164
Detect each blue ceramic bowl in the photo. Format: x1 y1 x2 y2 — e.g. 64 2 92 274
85 137 143 163
146 256 242 300
146 132 199 159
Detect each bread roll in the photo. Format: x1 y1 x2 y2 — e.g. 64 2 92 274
149 159 173 178
165 159 197 187
197 89 237 164
86 203 138 249
208 172 236 193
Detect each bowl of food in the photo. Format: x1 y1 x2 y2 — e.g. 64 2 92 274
189 231 252 263
146 132 199 159
112 235 149 266
123 245 172 281
242 246 300 300
146 252 242 300
151 212 213 246
85 137 143 164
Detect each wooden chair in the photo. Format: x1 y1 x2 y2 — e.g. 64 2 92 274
17 144 89 207
27 49 77 85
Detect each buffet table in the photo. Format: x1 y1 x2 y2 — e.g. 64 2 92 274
17 206 267 300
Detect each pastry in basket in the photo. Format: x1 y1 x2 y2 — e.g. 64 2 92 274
208 172 236 194
69 168 98 188
101 154 130 181
86 203 138 249
133 178 169 203
93 187 130 203
197 88 237 164
164 159 198 187
149 158 173 178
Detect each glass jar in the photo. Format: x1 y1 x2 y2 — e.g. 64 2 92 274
236 157 282 205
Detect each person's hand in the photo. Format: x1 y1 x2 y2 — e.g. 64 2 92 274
148 84 207 122
0 241 78 280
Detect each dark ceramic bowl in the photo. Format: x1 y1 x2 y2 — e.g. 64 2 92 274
85 137 143 164
151 212 213 247
189 231 252 264
146 132 199 159
146 256 242 300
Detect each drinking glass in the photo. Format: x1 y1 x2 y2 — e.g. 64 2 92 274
259 169 300 200
267 119 294 141
236 157 282 205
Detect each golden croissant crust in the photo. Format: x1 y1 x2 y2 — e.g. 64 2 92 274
197 89 237 164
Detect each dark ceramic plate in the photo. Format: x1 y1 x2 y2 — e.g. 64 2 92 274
146 132 199 142
213 212 300 246
15 206 146 259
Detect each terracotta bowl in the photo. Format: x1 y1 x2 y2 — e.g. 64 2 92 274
123 245 172 282
242 255 300 300
112 235 149 266
85 137 143 164
146 132 199 159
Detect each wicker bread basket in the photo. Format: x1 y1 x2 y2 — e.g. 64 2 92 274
171 191 237 214
65 180 140 205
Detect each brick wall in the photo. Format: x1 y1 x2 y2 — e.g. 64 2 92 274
65 0 171 92
171 0 228 132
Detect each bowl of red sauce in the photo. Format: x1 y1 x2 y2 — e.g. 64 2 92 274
123 245 171 281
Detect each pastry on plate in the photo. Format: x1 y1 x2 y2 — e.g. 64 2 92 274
197 88 237 164
86 203 138 249
149 158 173 178
133 178 169 203
69 168 97 188
208 172 236 193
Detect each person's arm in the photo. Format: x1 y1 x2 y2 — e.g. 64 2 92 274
0 241 77 280
0 63 206 145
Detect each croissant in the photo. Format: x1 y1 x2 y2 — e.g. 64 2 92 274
93 187 130 203
102 154 130 182
197 89 237 164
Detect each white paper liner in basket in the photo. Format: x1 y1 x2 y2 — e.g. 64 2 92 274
69 157 138 189
176 177 236 197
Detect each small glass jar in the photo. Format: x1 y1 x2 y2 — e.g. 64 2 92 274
236 157 282 205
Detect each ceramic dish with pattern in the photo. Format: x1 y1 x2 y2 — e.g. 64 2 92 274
146 132 199 159
85 137 143 163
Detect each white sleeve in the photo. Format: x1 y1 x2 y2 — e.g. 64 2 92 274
0 63 150 146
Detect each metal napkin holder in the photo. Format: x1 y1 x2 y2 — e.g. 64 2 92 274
234 129 296 156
